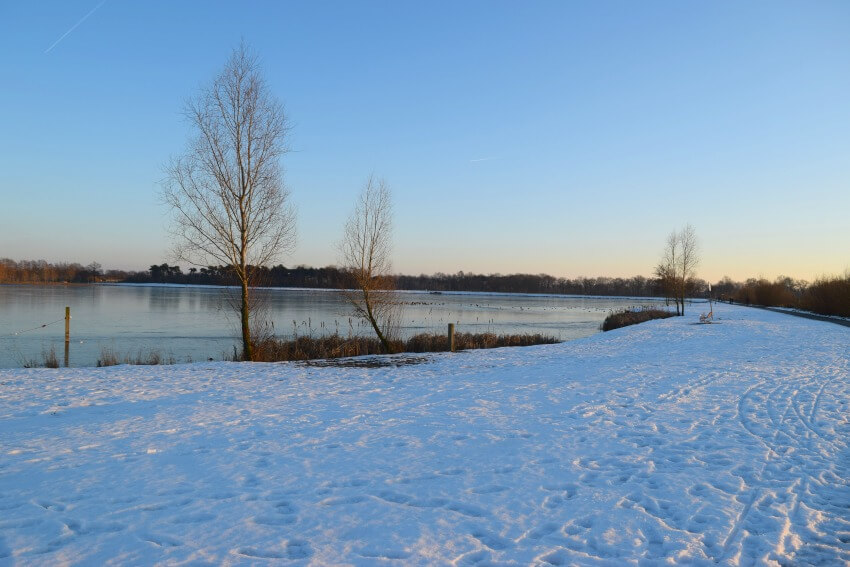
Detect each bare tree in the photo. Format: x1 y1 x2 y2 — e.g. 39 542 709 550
162 44 295 361
678 224 699 315
655 225 699 316
654 230 680 315
338 176 399 353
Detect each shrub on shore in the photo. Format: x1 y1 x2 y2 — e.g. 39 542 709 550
734 279 797 308
601 308 674 331
97 348 176 367
733 274 850 318
21 346 60 369
250 332 559 362
801 276 850 318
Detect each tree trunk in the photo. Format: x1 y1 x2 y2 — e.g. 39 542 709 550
241 279 253 361
362 289 392 353
368 314 392 354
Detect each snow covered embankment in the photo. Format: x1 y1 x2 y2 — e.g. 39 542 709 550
1 304 848 565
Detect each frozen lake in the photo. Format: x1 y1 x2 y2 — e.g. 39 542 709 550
0 284 667 368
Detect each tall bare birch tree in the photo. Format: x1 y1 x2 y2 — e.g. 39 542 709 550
678 224 699 316
655 225 699 316
655 230 680 315
338 177 399 353
162 44 295 361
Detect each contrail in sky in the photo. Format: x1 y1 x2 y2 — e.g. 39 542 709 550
469 157 501 163
44 0 108 54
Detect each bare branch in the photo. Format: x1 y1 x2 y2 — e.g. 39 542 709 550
160 43 296 360
337 177 400 353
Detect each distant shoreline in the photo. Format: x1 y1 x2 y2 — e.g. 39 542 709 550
0 281 684 303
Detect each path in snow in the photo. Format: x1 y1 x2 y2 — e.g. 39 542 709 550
0 304 848 565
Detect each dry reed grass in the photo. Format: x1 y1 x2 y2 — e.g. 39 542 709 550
250 332 559 362
97 348 176 367
601 308 674 331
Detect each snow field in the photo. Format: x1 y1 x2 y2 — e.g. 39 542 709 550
0 304 848 565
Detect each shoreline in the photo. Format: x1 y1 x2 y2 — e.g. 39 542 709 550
2 280 688 303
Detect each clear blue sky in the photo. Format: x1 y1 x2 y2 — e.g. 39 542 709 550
1 1 848 282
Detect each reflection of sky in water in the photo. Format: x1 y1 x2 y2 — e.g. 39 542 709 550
0 285 667 368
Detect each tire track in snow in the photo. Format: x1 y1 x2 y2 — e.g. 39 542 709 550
722 385 798 561
790 381 834 455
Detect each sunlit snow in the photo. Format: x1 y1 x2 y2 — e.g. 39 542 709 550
1 304 848 564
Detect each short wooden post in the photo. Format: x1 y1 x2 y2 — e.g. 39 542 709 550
64 306 70 367
448 323 455 353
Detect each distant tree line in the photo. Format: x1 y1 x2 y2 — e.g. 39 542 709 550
396 272 668 297
126 262 689 297
1 258 702 297
726 274 850 318
5 257 847 317
0 258 114 284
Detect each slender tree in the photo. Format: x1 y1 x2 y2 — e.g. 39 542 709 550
655 230 680 315
338 176 399 353
162 44 295 360
678 224 699 316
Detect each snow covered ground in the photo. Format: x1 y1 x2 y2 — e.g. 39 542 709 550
1 304 848 565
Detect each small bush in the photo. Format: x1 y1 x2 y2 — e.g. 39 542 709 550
97 347 175 367
97 348 120 367
43 346 59 369
20 346 60 368
601 308 674 331
250 331 559 362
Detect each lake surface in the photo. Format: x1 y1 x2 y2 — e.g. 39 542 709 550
0 284 667 368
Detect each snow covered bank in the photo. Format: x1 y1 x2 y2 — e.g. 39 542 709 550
1 305 848 565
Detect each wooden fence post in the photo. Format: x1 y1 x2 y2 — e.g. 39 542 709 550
448 323 455 353
64 306 70 367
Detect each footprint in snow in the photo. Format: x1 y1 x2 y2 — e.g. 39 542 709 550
252 515 296 526
524 522 560 540
373 490 411 504
272 500 297 514
470 528 513 550
241 474 261 488
169 512 216 524
688 483 711 498
320 495 366 506
470 485 509 494
236 547 286 559
34 499 66 512
537 548 571 566
208 491 237 500
407 497 448 508
445 501 487 517
438 467 465 476
64 519 125 535
358 547 411 560
453 549 492 565
286 539 312 559
141 532 182 547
